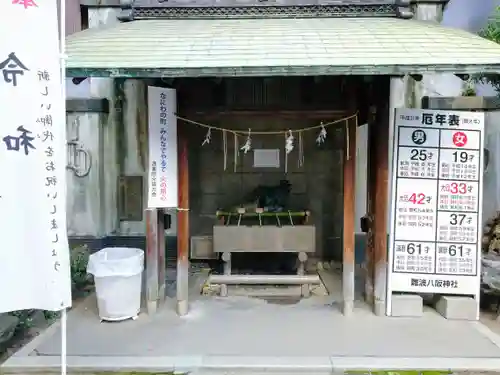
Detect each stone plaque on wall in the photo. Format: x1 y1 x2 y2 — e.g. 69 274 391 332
118 175 144 222
253 149 280 168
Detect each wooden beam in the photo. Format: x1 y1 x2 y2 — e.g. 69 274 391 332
342 113 356 316
363 79 377 307
422 95 500 111
176 133 190 316
66 98 109 113
373 77 390 316
179 109 351 119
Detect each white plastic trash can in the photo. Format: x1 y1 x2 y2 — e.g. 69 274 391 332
87 247 144 321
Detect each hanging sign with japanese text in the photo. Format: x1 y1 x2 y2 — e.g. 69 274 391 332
387 108 484 312
0 0 71 312
147 87 178 208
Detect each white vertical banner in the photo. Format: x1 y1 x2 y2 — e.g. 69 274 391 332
0 0 71 312
147 87 178 208
387 108 484 317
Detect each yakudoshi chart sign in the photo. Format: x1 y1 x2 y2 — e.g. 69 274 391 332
147 87 178 208
387 108 484 305
0 0 71 312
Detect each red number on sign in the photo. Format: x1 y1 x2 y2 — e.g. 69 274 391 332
450 183 467 194
409 193 425 204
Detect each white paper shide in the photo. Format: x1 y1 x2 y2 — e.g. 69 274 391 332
387 108 484 309
147 87 178 208
0 0 71 312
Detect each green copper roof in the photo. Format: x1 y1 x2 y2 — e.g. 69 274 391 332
65 18 500 77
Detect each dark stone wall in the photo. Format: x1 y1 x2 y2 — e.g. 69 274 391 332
187 117 345 260
174 76 351 260
69 236 179 263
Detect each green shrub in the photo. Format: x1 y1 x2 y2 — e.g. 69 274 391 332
71 244 92 293
476 6 500 95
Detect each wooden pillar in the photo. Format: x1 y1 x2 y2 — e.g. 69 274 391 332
176 133 190 316
145 208 166 314
342 113 357 316
373 77 390 316
157 211 166 306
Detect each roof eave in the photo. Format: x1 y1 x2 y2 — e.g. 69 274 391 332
66 64 500 78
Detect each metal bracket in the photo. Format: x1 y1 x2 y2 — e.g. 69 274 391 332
66 116 92 178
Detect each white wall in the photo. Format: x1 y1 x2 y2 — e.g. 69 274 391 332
64 8 121 237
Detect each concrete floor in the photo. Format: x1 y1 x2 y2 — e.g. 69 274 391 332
4 269 500 373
